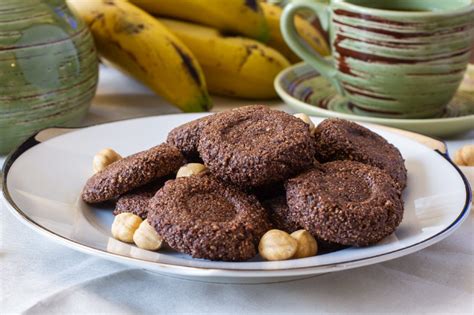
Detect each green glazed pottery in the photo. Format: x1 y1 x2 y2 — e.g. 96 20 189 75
275 62 474 137
0 0 98 154
281 0 474 118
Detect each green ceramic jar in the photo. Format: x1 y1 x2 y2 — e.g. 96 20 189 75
0 0 98 154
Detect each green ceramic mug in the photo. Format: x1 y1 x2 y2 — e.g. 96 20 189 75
281 0 474 118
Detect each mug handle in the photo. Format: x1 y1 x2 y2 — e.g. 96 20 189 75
280 0 344 94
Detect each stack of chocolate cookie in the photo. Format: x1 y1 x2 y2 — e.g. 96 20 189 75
82 105 406 261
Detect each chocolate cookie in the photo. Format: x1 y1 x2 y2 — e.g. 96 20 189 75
198 106 316 188
262 195 300 233
148 174 271 261
82 143 185 203
286 161 404 247
166 115 212 161
113 179 167 219
166 106 269 161
262 194 346 253
314 118 407 190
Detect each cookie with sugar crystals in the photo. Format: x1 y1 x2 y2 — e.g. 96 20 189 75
198 105 315 188
286 160 404 247
313 118 407 190
82 143 185 203
148 174 271 261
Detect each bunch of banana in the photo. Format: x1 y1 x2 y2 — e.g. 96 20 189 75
68 0 330 103
260 2 330 63
159 18 290 99
130 0 270 42
67 0 211 112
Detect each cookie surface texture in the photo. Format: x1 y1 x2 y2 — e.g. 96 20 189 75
286 161 404 246
113 180 167 219
82 143 185 203
199 106 315 188
314 118 407 190
148 174 271 261
166 116 212 161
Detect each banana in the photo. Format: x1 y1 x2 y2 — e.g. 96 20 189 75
159 18 290 99
130 0 270 42
260 2 330 63
67 0 211 112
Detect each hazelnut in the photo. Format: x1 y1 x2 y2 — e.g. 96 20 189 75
453 145 474 166
460 145 474 166
294 113 315 134
176 163 207 178
111 212 142 243
258 229 298 261
133 220 163 251
93 148 122 173
453 149 466 166
291 230 318 258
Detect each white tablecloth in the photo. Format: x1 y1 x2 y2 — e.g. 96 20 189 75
1 66 473 314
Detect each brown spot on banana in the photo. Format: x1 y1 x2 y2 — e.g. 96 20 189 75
238 44 283 70
104 4 146 35
238 44 258 71
310 35 324 46
245 0 258 12
110 40 148 74
114 19 145 34
170 42 202 87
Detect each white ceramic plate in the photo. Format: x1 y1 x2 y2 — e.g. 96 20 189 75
2 114 472 283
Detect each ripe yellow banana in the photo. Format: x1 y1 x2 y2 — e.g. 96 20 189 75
159 18 290 99
130 0 270 42
261 2 330 63
67 0 211 112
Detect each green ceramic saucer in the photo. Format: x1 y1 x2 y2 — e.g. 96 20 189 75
275 63 474 138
